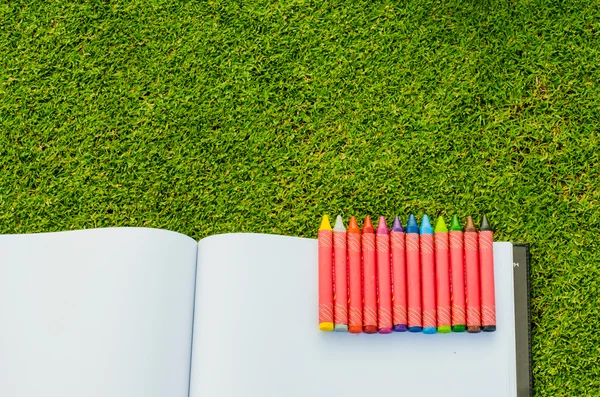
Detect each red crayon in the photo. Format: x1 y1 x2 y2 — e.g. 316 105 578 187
449 216 466 332
376 216 392 334
479 215 496 332
464 216 481 333
333 216 348 332
434 216 452 333
420 215 437 334
406 214 422 332
390 216 408 332
318 215 334 332
362 216 378 334
347 217 363 334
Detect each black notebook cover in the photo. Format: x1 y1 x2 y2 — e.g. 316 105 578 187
513 243 532 397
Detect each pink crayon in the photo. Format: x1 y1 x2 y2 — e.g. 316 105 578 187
449 216 466 332
347 217 363 334
318 215 334 332
333 216 348 332
465 216 481 333
362 216 378 334
420 215 437 334
391 216 408 332
406 214 422 332
376 216 392 334
479 215 496 332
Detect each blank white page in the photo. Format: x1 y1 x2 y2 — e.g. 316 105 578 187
190 233 516 397
0 228 198 397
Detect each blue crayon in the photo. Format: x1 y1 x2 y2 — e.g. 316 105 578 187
420 215 437 334
406 214 422 333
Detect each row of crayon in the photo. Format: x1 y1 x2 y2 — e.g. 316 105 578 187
318 214 496 334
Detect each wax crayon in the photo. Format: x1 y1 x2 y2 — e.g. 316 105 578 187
390 216 408 332
434 216 451 333
479 215 496 332
362 216 378 334
318 215 334 332
333 216 348 332
406 214 422 332
449 216 466 332
420 215 436 334
376 216 392 334
347 216 363 334
465 216 481 333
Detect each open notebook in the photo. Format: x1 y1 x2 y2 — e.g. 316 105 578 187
0 228 531 397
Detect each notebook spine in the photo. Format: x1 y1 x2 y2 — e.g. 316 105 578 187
513 243 532 397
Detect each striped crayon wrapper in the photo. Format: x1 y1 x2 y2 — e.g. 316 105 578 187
347 227 363 333
479 230 496 330
434 229 451 332
318 228 334 331
421 232 436 332
362 224 377 333
406 233 422 329
464 230 481 331
376 225 392 333
449 231 466 329
391 230 407 330
333 230 348 330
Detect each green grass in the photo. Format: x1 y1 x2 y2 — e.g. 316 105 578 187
1 0 599 394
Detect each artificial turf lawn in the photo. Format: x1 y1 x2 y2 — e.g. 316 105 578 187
1 0 600 394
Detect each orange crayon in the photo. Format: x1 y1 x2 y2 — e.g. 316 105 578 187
465 216 481 333
362 216 378 334
347 217 363 334
318 215 334 332
376 216 392 334
479 215 496 332
333 216 348 332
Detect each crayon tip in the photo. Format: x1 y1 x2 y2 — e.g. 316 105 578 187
406 214 419 233
363 325 378 334
393 324 408 332
480 215 492 232
333 215 346 232
319 322 334 332
423 326 437 334
391 216 404 232
483 325 496 332
408 326 423 333
449 215 462 231
419 214 433 234
452 324 466 332
438 325 452 333
319 215 332 231
434 216 448 233
334 324 349 332
348 216 360 233
467 325 481 333
376 216 388 233
465 216 477 232
362 216 374 233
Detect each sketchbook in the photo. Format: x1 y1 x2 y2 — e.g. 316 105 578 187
0 228 531 397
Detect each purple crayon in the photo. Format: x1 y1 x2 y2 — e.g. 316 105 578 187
390 216 408 332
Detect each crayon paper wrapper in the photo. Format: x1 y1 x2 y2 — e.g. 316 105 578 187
420 234 436 329
406 233 422 328
449 231 466 326
479 231 496 326
333 231 348 326
390 231 407 326
464 232 481 327
435 232 451 327
318 230 334 324
362 233 377 327
347 233 362 329
376 233 392 330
